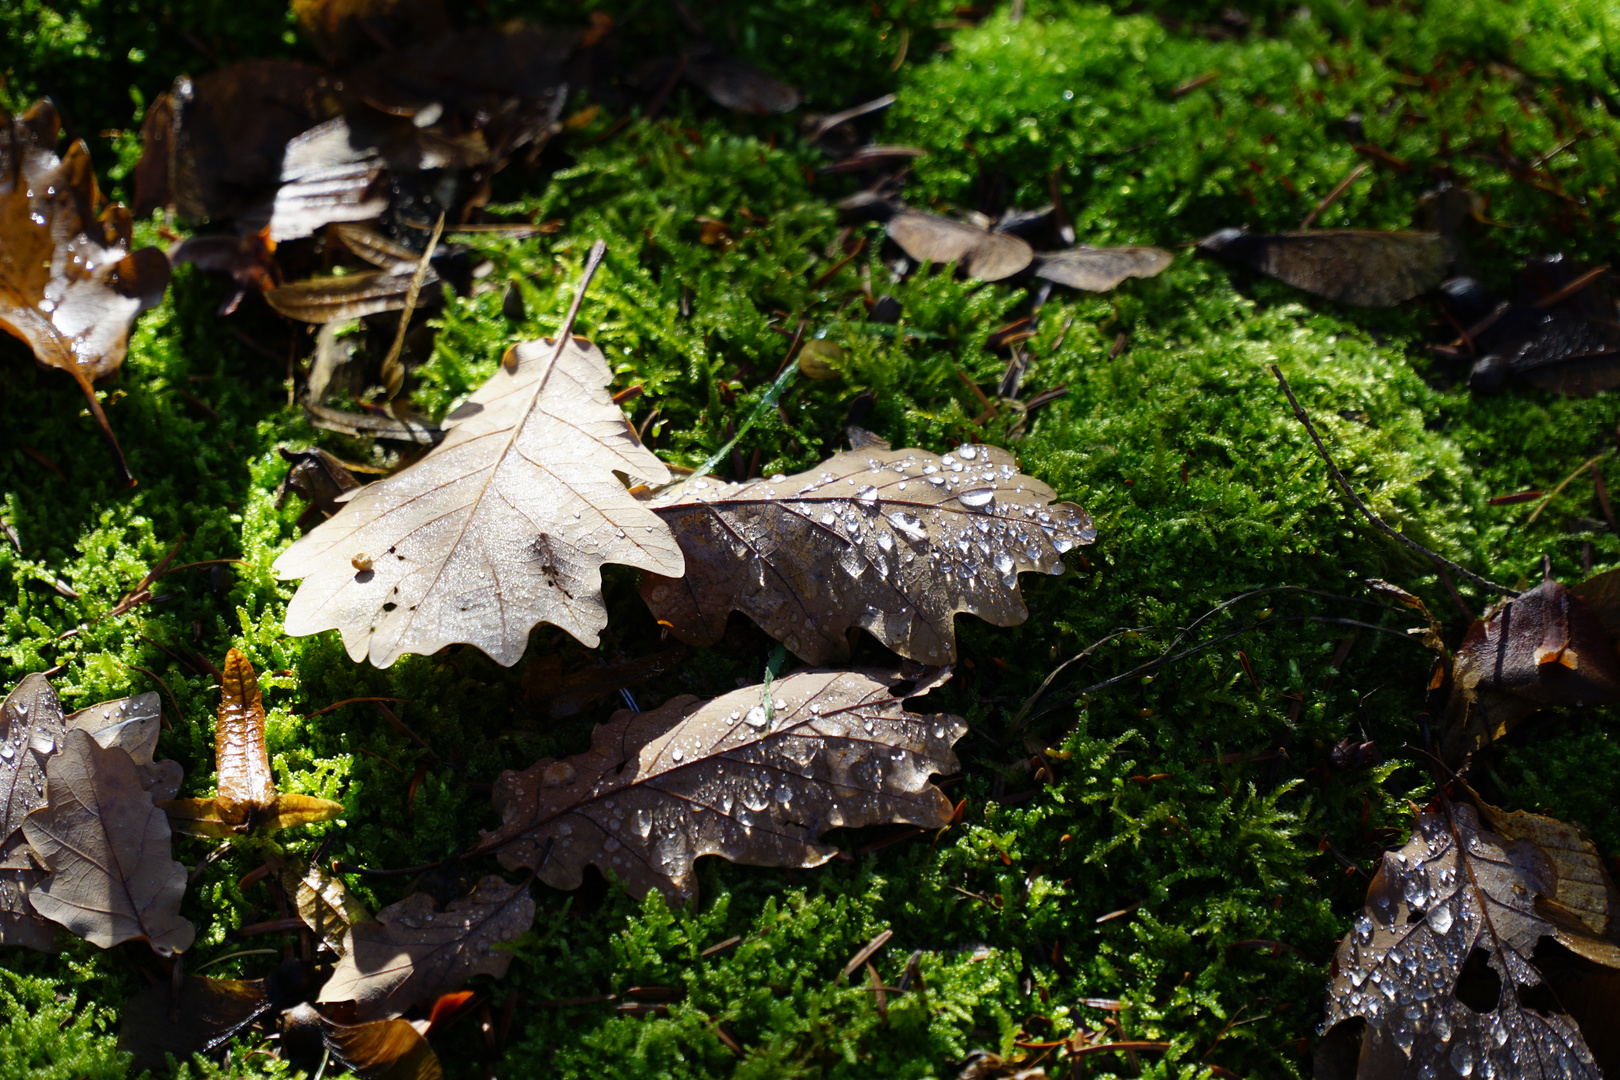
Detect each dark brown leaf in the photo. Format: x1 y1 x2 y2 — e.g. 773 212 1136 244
0 834 55 951
1467 257 1620 397
118 974 275 1073
681 48 801 114
1197 227 1452 307
1032 245 1174 292
887 211 1034 282
521 646 689 719
278 446 363 520
322 1015 444 1079
476 669 966 901
1440 577 1620 764
293 0 451 65
318 875 534 1020
21 728 194 954
0 673 65 841
1323 801 1608 1079
284 856 374 956
266 268 433 324
163 649 344 836
640 444 1095 664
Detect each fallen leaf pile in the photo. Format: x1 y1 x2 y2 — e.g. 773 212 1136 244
1 100 172 484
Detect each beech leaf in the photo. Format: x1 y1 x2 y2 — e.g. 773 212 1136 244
274 244 685 667
318 875 534 1020
21 728 194 954
640 444 1095 664
476 669 967 901
1196 227 1452 307
1 101 171 484
1440 577 1620 765
163 649 344 836
1322 801 1608 1079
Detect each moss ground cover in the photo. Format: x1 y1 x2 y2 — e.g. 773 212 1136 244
5 1 1620 1076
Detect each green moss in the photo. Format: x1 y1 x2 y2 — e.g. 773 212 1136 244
6 1 1620 1077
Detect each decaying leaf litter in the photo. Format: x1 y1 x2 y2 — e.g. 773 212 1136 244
9 0 1620 1075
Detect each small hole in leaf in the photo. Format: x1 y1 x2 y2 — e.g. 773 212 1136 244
1453 947 1502 1013
382 602 397 613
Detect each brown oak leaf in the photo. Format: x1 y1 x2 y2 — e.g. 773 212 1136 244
1321 801 1609 1079
0 833 55 951
317 875 534 1020
640 444 1095 664
0 673 66 841
1 101 172 485
163 649 344 836
21 728 194 954
274 247 684 667
475 669 966 901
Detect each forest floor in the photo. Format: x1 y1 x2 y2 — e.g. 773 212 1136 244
5 0 1620 1077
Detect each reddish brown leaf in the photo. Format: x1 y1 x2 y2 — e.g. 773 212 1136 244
322 1014 444 1079
318 875 534 1020
21 728 194 954
476 669 966 901
640 445 1095 664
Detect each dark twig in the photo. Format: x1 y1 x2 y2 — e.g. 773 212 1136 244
1272 365 1515 598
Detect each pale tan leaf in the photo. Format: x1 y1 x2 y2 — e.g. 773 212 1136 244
274 325 684 667
477 669 966 901
284 857 374 956
21 728 194 954
886 211 1033 281
1324 802 1602 1079
318 875 533 1020
640 444 1095 664
1 672 65 840
1032 245 1173 292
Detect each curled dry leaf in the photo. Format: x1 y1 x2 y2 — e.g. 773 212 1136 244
283 856 374 956
278 446 362 523
1322 801 1609 1079
476 669 967 901
274 252 685 667
1440 576 1620 766
318 875 534 1020
1 673 66 840
0 834 55 951
21 728 194 954
118 973 283 1073
1 101 171 485
1032 245 1174 292
322 1015 444 1080
1197 227 1452 307
640 444 1095 664
163 649 344 835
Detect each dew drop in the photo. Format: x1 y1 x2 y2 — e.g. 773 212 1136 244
634 808 653 837
744 705 768 728
958 488 994 508
603 836 622 852
775 785 792 804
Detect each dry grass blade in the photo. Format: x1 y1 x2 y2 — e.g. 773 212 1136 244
640 444 1095 664
1323 801 1607 1078
21 728 195 954
475 669 967 901
317 875 534 1020
274 242 685 667
1198 227 1452 307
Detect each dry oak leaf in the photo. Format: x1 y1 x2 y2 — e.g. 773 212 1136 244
318 875 534 1020
21 728 194 954
1440 576 1620 766
283 856 375 957
163 649 344 836
1322 801 1604 1079
1 101 172 485
476 669 967 901
274 332 683 667
0 673 66 841
640 444 1095 664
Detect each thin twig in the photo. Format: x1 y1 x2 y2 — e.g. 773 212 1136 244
1272 365 1515 598
1525 450 1611 525
1299 163 1369 229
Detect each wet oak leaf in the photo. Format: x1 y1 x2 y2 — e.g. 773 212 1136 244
1196 227 1452 307
640 444 1095 664
0 673 66 841
21 728 194 954
318 875 534 1020
66 690 184 803
1440 577 1620 765
163 649 344 836
274 328 684 668
0 834 55 951
476 669 967 901
1 102 169 484
1323 802 1605 1079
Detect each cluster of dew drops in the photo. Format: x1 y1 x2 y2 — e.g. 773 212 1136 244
1332 807 1598 1079
1 696 55 816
